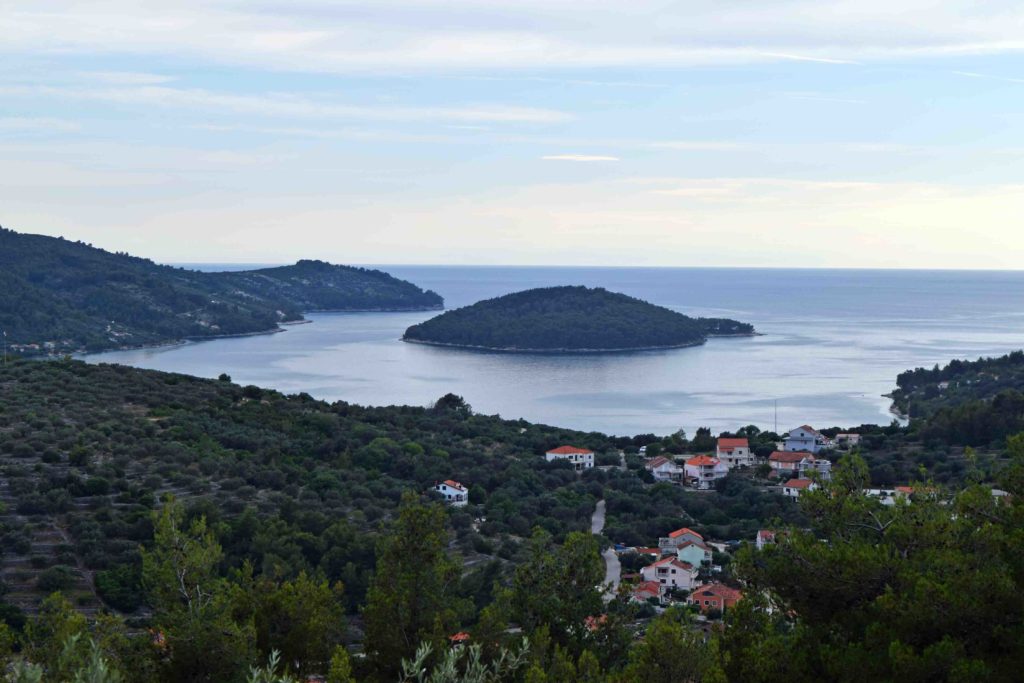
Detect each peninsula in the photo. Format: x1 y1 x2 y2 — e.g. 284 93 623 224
0 227 443 355
402 285 754 352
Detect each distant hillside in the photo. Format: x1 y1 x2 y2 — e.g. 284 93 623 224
0 228 443 354
402 285 754 352
893 350 1024 418
892 350 1024 445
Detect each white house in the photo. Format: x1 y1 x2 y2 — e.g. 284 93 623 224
755 530 776 550
545 445 594 471
782 478 816 499
433 480 470 506
684 455 729 489
641 556 700 593
783 425 832 454
645 456 684 482
835 433 862 449
658 527 704 553
716 438 753 468
769 451 831 481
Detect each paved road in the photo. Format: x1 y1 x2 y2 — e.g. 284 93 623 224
591 499 621 602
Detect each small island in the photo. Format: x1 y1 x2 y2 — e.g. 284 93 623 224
402 286 754 353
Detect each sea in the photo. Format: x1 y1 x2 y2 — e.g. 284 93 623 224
81 266 1024 437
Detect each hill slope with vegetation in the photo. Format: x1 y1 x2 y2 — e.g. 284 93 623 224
402 286 754 352
0 227 443 354
892 350 1024 445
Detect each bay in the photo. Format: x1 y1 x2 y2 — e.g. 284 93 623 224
82 266 1024 436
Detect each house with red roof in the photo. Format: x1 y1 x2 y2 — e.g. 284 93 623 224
687 583 743 613
645 455 684 482
432 479 470 507
545 445 594 471
658 527 704 553
684 455 728 489
630 580 662 603
640 556 700 593
755 529 776 551
716 437 753 468
782 478 816 499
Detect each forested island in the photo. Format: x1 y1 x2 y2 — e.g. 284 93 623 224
0 227 443 355
403 286 754 352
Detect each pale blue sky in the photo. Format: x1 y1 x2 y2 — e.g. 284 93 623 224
2 1 1023 267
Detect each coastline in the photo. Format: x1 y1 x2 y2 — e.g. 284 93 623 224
70 305 444 359
400 332 756 355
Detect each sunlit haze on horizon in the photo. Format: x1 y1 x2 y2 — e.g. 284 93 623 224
2 1 1024 268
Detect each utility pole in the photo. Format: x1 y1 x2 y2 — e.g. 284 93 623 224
2 330 6 366
774 399 778 434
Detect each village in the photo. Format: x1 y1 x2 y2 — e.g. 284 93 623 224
427 424 905 631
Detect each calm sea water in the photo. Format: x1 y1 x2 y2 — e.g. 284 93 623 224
82 267 1024 436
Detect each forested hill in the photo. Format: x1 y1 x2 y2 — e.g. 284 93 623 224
0 227 443 354
402 285 754 352
893 350 1024 445
893 350 1024 416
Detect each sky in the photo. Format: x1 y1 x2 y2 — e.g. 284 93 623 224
2 1 1024 268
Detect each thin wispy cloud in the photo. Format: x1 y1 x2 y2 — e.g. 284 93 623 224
756 52 860 65
785 93 867 104
541 154 620 162
0 117 80 133
0 84 574 124
76 71 177 85
953 70 1024 84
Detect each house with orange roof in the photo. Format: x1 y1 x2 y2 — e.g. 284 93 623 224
545 445 594 471
640 556 700 593
716 437 753 468
432 479 470 506
687 583 743 613
782 478 816 499
684 455 728 489
630 580 662 603
658 526 704 553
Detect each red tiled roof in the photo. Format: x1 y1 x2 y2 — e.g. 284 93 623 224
449 632 470 643
646 456 670 468
633 547 662 555
895 486 915 494
677 540 710 552
784 478 814 489
691 583 743 603
668 527 703 540
795 425 823 437
632 581 661 599
717 438 749 450
547 445 593 455
442 479 467 492
757 530 776 541
769 451 806 463
686 455 720 467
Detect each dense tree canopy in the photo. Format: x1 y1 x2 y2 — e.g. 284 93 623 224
0 227 442 353
403 286 753 352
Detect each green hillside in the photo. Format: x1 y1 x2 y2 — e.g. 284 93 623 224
0 227 442 354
